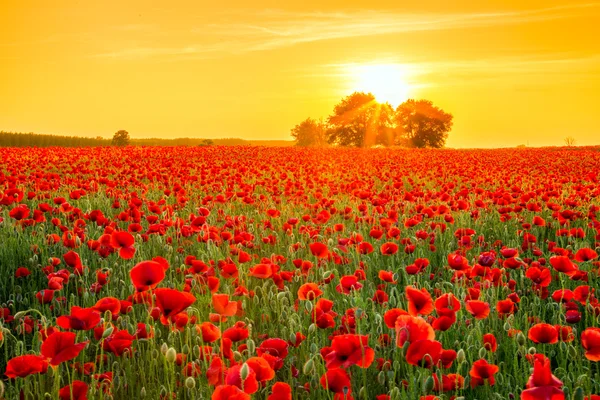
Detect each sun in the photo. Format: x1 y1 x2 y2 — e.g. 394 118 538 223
350 64 411 107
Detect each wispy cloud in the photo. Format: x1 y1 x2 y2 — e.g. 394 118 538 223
92 3 600 60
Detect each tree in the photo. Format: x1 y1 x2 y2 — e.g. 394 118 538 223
395 99 453 148
199 139 214 146
326 92 394 147
291 118 327 147
112 130 130 146
564 136 576 147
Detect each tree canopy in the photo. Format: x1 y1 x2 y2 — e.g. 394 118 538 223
395 99 453 148
326 92 394 147
290 118 327 147
291 92 453 148
111 130 130 146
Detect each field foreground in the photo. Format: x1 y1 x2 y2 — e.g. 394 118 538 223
1 146 600 400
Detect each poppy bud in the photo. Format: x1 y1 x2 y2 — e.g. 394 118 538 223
247 339 255 354
503 322 511 331
516 332 526 346
527 347 536 355
303 358 314 374
102 327 114 339
457 349 466 363
423 376 434 393
161 343 168 355
308 324 316 334
240 362 250 381
359 386 367 399
573 387 584 400
140 387 146 398
276 292 287 302
233 351 242 362
390 387 401 399
377 371 386 385
304 301 313 312
165 347 177 362
568 344 578 358
184 377 195 389
478 347 486 358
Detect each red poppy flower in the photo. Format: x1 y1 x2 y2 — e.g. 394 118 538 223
110 230 136 259
129 260 166 292
225 363 258 394
380 242 398 255
549 256 578 276
521 354 564 400
5 355 48 378
324 334 374 369
249 263 274 279
528 323 559 344
320 368 352 397
405 339 442 368
309 242 329 258
581 327 600 361
212 293 238 317
433 373 464 392
211 384 251 400
483 333 497 352
93 297 122 318
434 293 461 315
469 359 499 388
102 329 134 356
244 357 274 384
59 380 88 400
267 382 292 400
465 300 490 319
384 308 408 328
336 275 363 294
406 286 434 316
395 314 435 347
57 306 101 331
154 288 196 319
194 322 220 343
41 332 88 366
298 283 323 300
574 248 598 262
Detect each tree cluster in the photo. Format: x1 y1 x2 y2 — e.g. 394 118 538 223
291 92 453 148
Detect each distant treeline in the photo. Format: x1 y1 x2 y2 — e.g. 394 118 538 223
0 131 294 147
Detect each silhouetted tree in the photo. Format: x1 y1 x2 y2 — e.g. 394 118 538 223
395 99 453 148
112 130 130 146
564 136 576 147
326 92 394 147
199 139 214 146
291 118 327 147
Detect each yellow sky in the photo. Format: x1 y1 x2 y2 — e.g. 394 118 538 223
1 1 599 147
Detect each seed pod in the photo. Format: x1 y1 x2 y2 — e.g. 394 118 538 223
184 377 195 389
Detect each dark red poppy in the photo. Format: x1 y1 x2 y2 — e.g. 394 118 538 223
469 359 499 388
154 288 196 319
405 339 442 368
59 380 88 400
324 334 374 369
528 323 559 344
57 306 101 331
110 230 136 259
320 368 352 397
404 286 433 316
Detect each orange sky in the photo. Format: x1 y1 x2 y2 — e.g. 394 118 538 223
1 1 599 147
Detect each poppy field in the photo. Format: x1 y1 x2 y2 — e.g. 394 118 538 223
2 145 600 400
